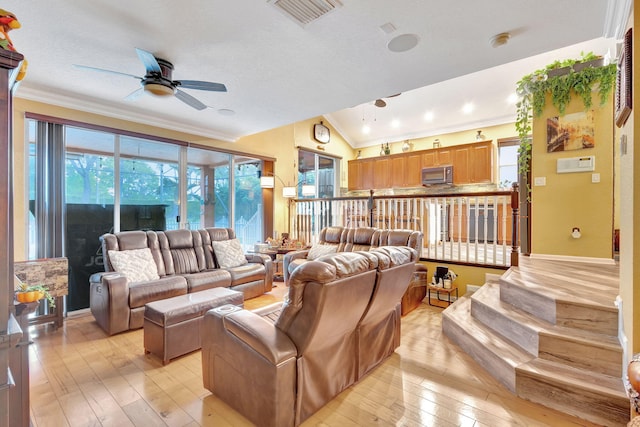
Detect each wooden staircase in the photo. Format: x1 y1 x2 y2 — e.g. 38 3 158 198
442 257 629 426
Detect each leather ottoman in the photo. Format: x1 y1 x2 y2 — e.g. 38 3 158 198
144 287 243 364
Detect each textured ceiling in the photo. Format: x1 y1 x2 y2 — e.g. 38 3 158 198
5 0 624 147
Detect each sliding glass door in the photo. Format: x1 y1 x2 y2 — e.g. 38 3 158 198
27 117 266 311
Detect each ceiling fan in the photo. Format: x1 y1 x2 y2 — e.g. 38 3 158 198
374 93 401 108
73 48 227 111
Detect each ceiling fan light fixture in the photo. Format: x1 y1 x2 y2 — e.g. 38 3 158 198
144 82 176 97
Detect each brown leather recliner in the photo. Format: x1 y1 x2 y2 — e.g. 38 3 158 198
356 245 418 378
202 251 379 426
201 246 417 426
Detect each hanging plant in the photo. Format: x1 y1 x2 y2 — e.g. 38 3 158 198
515 52 617 177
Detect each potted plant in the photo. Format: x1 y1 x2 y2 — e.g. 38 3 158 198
15 283 55 307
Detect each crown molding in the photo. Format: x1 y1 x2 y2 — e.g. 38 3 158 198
15 86 238 143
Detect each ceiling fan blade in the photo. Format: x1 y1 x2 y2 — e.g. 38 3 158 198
135 48 161 74
175 89 207 110
374 99 386 108
124 87 144 101
176 80 227 92
73 64 142 80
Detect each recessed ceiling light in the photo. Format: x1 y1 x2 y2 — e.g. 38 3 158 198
462 103 474 114
387 33 419 53
391 119 400 128
507 93 518 104
489 32 511 48
362 124 371 134
424 111 434 121
218 109 235 116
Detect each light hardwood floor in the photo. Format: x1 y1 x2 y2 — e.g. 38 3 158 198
27 284 604 427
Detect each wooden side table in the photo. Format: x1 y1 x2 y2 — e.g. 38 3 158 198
427 284 458 307
401 270 427 316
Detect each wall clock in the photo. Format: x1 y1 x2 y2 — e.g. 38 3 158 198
313 122 330 144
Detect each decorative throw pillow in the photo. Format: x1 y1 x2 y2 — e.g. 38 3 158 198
108 248 159 282
307 243 337 260
211 239 248 268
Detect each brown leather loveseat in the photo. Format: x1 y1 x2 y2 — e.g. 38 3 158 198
201 246 417 426
90 227 273 335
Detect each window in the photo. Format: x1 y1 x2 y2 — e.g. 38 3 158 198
498 137 520 188
27 116 266 311
297 150 339 198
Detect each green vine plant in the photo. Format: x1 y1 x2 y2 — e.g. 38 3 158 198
515 51 617 181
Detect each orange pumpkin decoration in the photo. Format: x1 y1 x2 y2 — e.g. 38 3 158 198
16 291 37 303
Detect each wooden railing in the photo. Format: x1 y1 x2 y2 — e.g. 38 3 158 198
290 184 520 268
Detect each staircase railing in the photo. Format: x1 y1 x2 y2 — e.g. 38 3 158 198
290 184 520 268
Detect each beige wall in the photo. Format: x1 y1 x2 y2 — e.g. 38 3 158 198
619 8 638 364
529 92 614 259
356 122 516 158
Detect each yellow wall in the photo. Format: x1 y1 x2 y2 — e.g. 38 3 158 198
234 118 354 236
12 99 353 257
417 261 505 296
530 92 614 259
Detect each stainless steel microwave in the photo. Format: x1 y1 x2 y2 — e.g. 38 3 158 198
421 165 453 185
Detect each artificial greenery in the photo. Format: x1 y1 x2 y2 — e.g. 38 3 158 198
16 283 56 307
515 52 617 177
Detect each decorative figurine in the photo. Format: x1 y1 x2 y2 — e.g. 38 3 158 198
0 8 27 80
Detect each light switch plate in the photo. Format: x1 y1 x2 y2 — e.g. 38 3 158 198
592 173 600 183
534 177 546 186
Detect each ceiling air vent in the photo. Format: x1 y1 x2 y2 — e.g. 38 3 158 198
268 0 343 26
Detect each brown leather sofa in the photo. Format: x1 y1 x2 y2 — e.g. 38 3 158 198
90 228 273 335
201 246 417 427
283 226 423 281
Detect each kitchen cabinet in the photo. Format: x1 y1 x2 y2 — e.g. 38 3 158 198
436 148 453 165
470 141 493 183
348 158 374 190
348 140 494 190
373 157 391 188
390 156 405 187
453 146 470 184
405 153 422 186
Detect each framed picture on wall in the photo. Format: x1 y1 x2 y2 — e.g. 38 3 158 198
615 28 632 128
546 111 595 152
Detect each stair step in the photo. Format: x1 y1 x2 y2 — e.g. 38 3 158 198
516 358 629 426
508 258 620 304
472 283 622 376
538 330 622 377
442 296 533 393
471 282 541 355
500 267 618 335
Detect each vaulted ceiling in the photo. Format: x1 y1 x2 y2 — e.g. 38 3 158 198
5 0 625 148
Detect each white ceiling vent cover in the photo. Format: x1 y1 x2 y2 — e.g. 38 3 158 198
269 0 343 26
